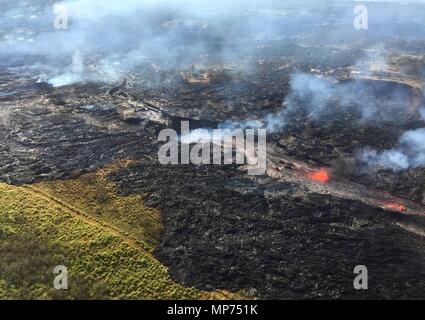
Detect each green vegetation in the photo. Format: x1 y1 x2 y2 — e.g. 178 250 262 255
38 160 163 248
0 161 244 300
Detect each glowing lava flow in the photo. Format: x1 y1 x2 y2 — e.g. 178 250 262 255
307 168 330 184
267 153 425 216
382 202 407 213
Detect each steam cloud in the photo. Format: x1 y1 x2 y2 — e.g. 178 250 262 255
0 0 293 86
268 72 407 128
3 0 425 87
2 0 425 172
360 128 425 172
420 107 425 121
220 68 415 132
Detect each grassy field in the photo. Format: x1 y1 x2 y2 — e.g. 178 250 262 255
0 161 244 300
37 160 163 250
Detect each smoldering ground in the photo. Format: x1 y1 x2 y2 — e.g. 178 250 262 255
2 0 425 86
1 0 425 174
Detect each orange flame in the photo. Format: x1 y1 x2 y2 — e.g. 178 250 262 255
383 202 407 213
307 168 330 184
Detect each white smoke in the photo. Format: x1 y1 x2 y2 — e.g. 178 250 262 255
360 128 425 172
420 107 425 121
48 50 84 87
3 0 424 87
1 0 290 86
217 68 414 132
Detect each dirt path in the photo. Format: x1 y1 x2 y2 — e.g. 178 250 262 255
21 185 154 255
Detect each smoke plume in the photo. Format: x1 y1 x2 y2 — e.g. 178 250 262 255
360 128 425 172
2 0 425 87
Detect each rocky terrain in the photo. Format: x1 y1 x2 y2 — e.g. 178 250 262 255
110 159 425 299
1 0 425 300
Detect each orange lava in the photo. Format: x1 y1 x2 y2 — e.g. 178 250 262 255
307 168 330 184
182 71 210 84
383 202 407 213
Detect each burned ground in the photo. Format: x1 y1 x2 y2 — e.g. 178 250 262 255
110 160 425 299
1 34 425 299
